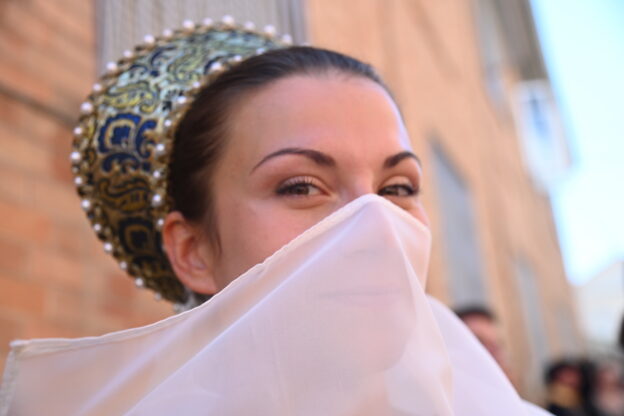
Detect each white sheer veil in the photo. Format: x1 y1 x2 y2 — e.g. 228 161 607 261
0 195 551 415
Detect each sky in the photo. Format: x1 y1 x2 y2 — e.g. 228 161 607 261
530 0 624 285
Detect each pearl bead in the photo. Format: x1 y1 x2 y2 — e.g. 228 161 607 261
93 223 102 233
103 242 113 253
154 293 162 301
74 176 83 186
281 34 293 44
92 83 103 93
123 49 134 59
119 261 128 270
70 151 81 162
191 81 201 89
156 218 165 229
135 277 145 288
202 17 214 27
163 119 173 128
154 143 166 156
231 55 242 63
210 61 223 72
81 199 91 210
151 193 163 207
143 34 156 45
162 28 174 38
221 15 235 26
73 126 83 136
152 170 162 179
176 96 187 105
80 101 93 114
263 25 276 36
243 21 255 30
182 19 195 30
106 61 118 73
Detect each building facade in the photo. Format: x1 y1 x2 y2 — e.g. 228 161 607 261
0 0 581 400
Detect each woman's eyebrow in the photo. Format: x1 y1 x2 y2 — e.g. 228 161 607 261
251 147 336 173
383 151 421 169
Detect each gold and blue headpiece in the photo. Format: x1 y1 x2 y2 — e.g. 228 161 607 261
71 17 291 305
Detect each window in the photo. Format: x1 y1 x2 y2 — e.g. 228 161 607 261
473 0 507 109
512 80 570 192
430 141 488 308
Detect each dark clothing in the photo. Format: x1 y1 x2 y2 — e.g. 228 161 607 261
546 404 588 416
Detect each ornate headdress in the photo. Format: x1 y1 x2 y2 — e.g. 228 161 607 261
71 17 292 305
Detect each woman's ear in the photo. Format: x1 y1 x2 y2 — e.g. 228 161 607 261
162 211 219 295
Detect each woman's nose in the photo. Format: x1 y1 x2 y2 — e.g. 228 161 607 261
342 181 376 204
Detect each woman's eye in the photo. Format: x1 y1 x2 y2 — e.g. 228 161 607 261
378 183 418 197
276 178 322 196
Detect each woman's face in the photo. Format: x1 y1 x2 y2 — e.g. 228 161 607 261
167 73 428 293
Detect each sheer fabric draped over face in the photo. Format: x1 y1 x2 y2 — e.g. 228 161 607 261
1 196 548 415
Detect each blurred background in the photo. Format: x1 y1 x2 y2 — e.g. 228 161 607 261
0 0 622 409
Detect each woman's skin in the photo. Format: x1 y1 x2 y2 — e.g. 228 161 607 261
163 73 429 295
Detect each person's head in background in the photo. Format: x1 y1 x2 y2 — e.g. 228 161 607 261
593 361 624 416
544 359 584 412
455 305 514 383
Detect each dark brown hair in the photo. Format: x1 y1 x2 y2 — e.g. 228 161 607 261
169 46 387 247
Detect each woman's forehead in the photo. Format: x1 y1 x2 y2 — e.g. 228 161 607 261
226 74 412 165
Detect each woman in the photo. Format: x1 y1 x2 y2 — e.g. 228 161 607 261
0 18 551 415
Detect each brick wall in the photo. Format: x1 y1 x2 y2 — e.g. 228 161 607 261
0 0 170 373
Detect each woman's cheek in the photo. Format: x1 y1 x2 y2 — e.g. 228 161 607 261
411 204 430 228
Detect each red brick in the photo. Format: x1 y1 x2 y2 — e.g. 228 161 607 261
0 62 55 109
84 305 131 335
131 291 172 325
58 0 93 21
0 124 53 176
32 178 83 225
0 2 93 74
44 287 86 327
21 319 83 340
105 269 138 302
0 199 52 244
0 237 28 277
0 163 33 206
51 221 89 259
0 7 93 116
51 146 75 183
0 95 71 149
0 274 46 317
0 94 22 126
29 248 84 290
96 295 134 327
0 59 86 120
50 124 79 182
